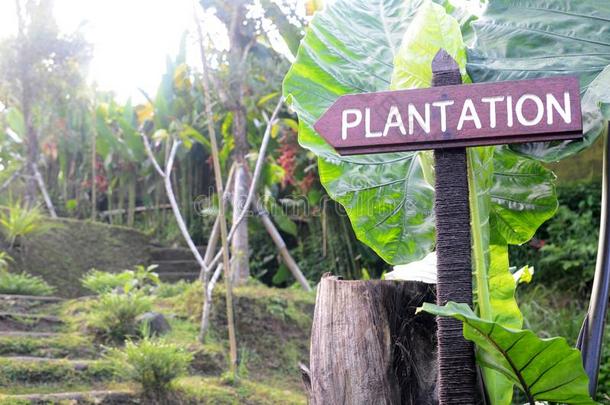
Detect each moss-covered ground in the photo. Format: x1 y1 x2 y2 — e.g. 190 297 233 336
0 281 313 404
6 218 153 297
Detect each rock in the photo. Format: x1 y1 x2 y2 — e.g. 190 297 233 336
136 312 171 336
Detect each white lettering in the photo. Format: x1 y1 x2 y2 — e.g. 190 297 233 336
457 99 482 130
507 96 513 127
481 96 504 129
516 94 544 126
365 108 382 138
432 100 454 132
408 103 431 135
341 109 362 140
383 105 406 137
546 92 572 125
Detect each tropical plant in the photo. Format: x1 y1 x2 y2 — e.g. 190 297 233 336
283 0 609 403
108 335 192 401
0 252 13 272
0 272 55 296
423 302 595 405
87 292 152 343
82 269 135 295
0 203 56 248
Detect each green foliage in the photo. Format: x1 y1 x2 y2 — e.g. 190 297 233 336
81 269 134 294
467 0 610 162
283 0 436 264
0 272 55 296
0 204 56 248
109 336 192 398
82 264 160 295
87 292 152 343
509 182 601 291
423 302 596 405
0 251 13 272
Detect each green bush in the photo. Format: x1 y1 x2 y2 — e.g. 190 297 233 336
82 269 134 294
509 181 600 292
87 292 152 343
109 336 192 400
0 272 55 296
82 264 160 295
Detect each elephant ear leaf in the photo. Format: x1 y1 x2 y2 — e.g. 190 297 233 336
467 0 610 162
421 302 598 405
283 0 439 264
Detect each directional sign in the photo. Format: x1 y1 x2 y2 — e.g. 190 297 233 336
314 76 583 155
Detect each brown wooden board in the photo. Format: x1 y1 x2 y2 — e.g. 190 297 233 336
314 76 583 155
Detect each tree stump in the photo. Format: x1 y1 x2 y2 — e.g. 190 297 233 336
306 274 437 405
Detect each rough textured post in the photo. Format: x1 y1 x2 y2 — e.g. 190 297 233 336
432 49 477 404
308 275 437 404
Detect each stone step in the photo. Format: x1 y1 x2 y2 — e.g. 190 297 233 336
155 260 201 273
158 271 200 283
0 312 64 333
0 356 116 387
4 390 136 404
0 331 59 338
0 332 96 359
150 246 205 261
0 294 64 314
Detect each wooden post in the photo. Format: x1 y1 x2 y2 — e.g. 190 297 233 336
307 275 437 404
431 49 477 404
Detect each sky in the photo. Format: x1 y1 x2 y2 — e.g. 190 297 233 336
0 0 205 103
0 0 480 104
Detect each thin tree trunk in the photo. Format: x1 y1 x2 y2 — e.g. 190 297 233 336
308 275 437 404
127 172 136 226
91 126 97 220
254 195 311 291
196 10 238 371
32 163 57 218
15 0 37 207
231 163 250 284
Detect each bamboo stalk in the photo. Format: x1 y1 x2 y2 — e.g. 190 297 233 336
196 7 238 373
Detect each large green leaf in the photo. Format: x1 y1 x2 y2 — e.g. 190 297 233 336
422 302 597 405
467 0 610 162
391 1 469 89
490 148 558 245
283 0 437 264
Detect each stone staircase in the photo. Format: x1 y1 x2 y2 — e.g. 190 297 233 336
150 246 204 283
0 294 131 403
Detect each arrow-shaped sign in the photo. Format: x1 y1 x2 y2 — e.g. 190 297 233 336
314 76 583 155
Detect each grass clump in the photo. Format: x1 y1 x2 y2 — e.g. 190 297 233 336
0 204 57 249
87 292 152 343
0 272 55 296
109 336 192 402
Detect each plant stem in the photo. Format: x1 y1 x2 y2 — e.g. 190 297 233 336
467 149 492 321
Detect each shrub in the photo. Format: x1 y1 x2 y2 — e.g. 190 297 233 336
0 272 55 296
109 336 192 401
0 203 56 248
82 265 160 295
82 270 135 294
87 292 152 343
156 280 191 298
509 181 600 292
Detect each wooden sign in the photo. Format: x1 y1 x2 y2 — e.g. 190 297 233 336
314 76 583 155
